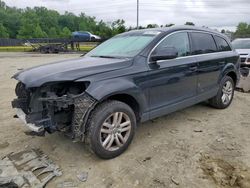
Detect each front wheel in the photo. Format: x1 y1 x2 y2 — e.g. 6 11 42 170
86 100 136 159
209 76 235 109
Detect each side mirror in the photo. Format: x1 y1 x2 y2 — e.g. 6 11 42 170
150 46 178 62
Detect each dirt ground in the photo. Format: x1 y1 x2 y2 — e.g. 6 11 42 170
0 52 250 188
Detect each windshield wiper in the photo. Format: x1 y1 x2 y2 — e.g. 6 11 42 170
91 55 117 58
91 55 128 59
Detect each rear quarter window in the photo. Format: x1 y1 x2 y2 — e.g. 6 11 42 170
190 32 217 55
214 36 231 51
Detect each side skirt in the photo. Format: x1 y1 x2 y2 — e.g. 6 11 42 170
141 87 218 122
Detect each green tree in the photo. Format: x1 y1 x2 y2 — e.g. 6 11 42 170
60 27 71 38
34 24 47 38
0 1 129 39
17 8 39 38
95 20 113 38
0 0 6 8
185 22 195 26
0 23 9 38
34 7 60 34
165 23 174 27
111 19 126 35
235 22 249 36
79 21 87 31
59 12 77 31
48 27 58 38
146 24 159 28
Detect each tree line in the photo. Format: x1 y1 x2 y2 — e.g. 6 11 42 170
0 0 249 39
0 0 126 39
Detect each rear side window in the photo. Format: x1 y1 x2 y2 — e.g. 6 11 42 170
190 32 217 55
214 36 231 51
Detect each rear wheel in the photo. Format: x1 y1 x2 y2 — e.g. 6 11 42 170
86 100 136 159
209 76 235 109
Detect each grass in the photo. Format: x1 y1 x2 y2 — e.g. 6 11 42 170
80 45 95 52
0 46 33 52
0 45 96 52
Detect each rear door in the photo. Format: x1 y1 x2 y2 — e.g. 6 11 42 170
189 32 220 95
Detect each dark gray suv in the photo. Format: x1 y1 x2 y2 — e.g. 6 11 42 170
12 26 240 159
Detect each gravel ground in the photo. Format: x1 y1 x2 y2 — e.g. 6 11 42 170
0 52 250 188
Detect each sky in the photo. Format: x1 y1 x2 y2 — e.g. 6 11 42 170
3 0 250 31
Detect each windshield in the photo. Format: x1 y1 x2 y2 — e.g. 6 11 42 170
232 39 250 49
86 31 161 58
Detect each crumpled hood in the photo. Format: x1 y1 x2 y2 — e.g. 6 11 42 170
13 56 131 88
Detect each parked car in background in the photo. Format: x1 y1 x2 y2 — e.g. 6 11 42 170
72 31 101 41
12 26 240 159
232 38 250 67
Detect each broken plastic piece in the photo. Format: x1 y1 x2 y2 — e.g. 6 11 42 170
0 149 62 188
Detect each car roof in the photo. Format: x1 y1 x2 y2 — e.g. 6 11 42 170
233 38 250 40
126 25 226 38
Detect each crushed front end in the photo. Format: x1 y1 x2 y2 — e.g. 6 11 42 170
11 82 97 141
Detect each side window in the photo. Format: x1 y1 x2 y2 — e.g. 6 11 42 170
214 36 231 52
190 32 217 55
155 32 190 57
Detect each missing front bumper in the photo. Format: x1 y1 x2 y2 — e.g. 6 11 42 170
15 108 45 133
12 92 97 141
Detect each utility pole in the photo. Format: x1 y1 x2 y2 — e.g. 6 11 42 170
137 0 139 29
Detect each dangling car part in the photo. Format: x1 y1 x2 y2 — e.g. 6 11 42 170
12 81 97 141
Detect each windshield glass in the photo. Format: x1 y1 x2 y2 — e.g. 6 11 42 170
232 39 250 49
86 31 161 58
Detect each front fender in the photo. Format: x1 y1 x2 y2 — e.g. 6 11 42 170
84 78 148 112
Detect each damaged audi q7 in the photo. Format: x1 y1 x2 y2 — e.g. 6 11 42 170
12 26 240 159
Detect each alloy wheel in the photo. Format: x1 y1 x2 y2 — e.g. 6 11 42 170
221 80 233 105
99 112 131 151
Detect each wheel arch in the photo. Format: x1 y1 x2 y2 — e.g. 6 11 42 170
220 63 239 87
226 71 237 86
85 78 148 122
105 93 141 122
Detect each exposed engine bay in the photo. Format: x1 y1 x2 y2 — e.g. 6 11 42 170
12 82 97 141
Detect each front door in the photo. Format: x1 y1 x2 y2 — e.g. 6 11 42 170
147 32 198 119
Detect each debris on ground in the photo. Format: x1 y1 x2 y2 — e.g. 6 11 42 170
76 171 88 182
169 129 179 134
147 132 152 137
216 137 224 142
194 129 203 133
0 149 62 188
171 176 180 185
134 179 139 186
200 155 250 188
142 157 151 162
0 142 9 149
153 178 166 187
56 181 77 188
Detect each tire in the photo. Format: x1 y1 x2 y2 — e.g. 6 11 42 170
209 76 235 109
86 100 136 159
